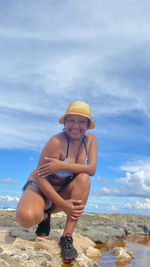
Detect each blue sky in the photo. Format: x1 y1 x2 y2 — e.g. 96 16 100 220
0 0 150 215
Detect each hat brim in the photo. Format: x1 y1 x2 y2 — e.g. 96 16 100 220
59 112 95 129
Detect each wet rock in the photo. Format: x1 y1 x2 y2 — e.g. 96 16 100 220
113 247 134 263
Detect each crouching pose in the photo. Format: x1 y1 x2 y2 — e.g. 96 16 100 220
16 100 98 263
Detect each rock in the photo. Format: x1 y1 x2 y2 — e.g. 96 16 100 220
0 229 98 267
40 261 47 266
1 211 150 266
75 213 150 243
0 247 3 253
34 238 60 255
78 226 125 244
15 249 30 260
9 229 36 241
0 253 20 266
85 246 102 258
0 211 18 228
113 247 134 263
73 253 98 267
0 258 10 267
73 232 96 253
2 211 150 242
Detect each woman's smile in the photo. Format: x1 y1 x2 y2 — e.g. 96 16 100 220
65 114 88 139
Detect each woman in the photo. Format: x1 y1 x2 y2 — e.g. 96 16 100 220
16 100 98 263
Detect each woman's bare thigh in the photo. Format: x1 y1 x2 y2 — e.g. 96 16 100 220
17 185 48 216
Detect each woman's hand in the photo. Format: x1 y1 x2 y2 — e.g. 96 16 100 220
36 157 62 178
61 199 85 221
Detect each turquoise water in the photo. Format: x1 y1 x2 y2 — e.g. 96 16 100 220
98 236 150 267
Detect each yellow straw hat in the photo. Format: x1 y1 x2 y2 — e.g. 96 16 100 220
59 101 95 129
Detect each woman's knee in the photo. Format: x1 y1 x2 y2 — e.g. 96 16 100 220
75 173 91 189
16 207 43 228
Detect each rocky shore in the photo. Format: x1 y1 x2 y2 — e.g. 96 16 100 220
0 210 149 266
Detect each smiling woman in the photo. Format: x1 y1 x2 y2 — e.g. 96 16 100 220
65 114 89 139
16 100 98 264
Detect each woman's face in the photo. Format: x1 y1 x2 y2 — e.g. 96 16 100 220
64 114 88 140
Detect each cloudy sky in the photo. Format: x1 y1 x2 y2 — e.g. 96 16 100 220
0 0 150 214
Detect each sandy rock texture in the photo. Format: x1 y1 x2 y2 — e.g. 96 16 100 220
1 210 150 243
0 210 146 266
0 228 100 267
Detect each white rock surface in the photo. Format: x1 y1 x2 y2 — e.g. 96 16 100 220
113 247 134 263
0 228 99 267
85 246 102 258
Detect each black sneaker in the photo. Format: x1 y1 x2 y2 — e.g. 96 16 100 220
36 209 51 237
59 233 78 263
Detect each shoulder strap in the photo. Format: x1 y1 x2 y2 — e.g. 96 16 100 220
65 132 70 158
82 135 88 156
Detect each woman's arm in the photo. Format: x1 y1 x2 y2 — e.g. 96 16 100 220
60 134 98 176
35 136 63 203
37 134 98 177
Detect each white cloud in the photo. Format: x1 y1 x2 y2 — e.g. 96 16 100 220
101 187 110 194
124 203 132 209
120 159 150 172
1 0 150 217
0 0 150 150
123 199 150 211
0 195 19 202
0 178 18 184
117 160 150 197
0 195 19 209
135 199 150 210
85 195 150 214
94 159 150 198
94 186 121 197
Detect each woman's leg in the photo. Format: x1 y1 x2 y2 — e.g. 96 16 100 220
16 185 47 228
17 172 90 231
51 173 91 235
57 173 90 263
